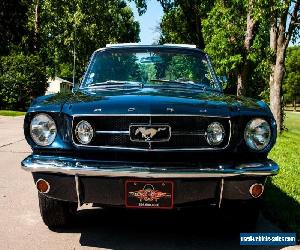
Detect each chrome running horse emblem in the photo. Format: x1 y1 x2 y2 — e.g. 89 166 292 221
135 127 167 141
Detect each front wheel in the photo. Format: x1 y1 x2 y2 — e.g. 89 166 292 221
38 193 77 228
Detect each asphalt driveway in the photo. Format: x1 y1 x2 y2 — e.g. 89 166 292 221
0 116 298 250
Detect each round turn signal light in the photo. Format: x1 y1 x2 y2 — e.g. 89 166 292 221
249 183 264 198
36 179 50 193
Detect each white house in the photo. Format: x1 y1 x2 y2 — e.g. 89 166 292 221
45 77 73 95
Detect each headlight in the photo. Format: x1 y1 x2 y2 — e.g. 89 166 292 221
30 113 57 146
244 118 271 150
206 122 225 146
75 120 94 144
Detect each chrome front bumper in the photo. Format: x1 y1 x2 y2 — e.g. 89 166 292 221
21 154 279 178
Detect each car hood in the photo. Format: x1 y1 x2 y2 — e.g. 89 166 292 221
30 87 272 118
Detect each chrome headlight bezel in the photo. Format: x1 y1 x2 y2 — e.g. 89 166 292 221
30 113 57 146
206 122 225 146
244 118 271 151
75 120 94 145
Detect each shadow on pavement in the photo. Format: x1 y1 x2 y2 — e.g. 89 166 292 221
264 179 300 242
52 208 283 250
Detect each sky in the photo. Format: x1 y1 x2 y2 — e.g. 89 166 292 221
129 1 163 44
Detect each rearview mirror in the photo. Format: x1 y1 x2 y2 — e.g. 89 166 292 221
140 56 162 64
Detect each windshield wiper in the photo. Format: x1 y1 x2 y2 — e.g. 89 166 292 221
150 79 209 90
87 80 143 88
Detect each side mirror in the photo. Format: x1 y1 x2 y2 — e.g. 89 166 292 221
218 75 228 90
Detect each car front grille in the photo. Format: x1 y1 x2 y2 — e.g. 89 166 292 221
72 115 231 151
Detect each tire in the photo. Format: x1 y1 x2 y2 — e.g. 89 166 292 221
38 193 78 227
222 200 260 231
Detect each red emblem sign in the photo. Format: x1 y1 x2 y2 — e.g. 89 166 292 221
125 181 174 209
129 184 171 202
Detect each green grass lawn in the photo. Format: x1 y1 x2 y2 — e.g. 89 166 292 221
264 112 300 238
0 110 25 116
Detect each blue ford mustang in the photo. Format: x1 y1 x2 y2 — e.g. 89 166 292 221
21 44 279 228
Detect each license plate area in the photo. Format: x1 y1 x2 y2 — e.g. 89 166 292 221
125 180 174 209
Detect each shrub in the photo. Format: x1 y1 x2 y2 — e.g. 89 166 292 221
0 53 47 110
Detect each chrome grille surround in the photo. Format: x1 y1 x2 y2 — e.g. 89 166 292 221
71 114 231 151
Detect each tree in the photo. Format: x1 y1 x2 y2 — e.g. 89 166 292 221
134 0 214 49
135 0 300 131
269 0 300 132
139 0 270 97
26 0 140 80
203 0 271 97
0 0 29 55
283 46 300 111
0 0 141 111
0 53 47 110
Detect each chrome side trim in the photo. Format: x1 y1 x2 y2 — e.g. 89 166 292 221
95 130 206 136
96 131 130 135
172 131 206 136
22 156 279 178
69 145 228 152
71 114 231 118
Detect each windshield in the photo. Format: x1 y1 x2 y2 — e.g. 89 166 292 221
81 49 221 91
